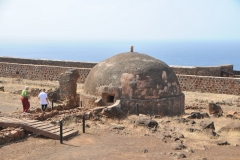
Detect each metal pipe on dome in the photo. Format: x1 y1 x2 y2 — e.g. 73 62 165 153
130 45 134 52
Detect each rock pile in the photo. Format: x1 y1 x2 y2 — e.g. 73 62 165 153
0 86 4 92
0 127 26 145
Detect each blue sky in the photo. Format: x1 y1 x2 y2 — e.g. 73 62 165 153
0 0 240 42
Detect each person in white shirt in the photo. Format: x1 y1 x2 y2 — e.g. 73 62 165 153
38 88 49 113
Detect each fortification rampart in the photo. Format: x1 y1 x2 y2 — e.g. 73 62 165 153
0 56 97 68
0 57 240 95
0 62 90 83
177 74 240 95
170 64 234 76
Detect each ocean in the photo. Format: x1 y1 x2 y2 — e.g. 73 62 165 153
0 40 240 70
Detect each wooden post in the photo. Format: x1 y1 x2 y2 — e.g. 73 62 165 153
51 99 54 110
82 114 85 133
136 103 139 116
60 120 63 144
80 100 82 107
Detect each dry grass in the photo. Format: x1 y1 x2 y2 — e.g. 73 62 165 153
184 91 240 107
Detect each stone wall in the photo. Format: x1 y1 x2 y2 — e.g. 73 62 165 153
177 74 240 95
220 65 234 73
0 62 90 83
1 57 240 95
233 70 240 76
0 56 97 68
171 64 233 76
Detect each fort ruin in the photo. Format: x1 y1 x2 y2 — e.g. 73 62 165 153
1 55 240 115
81 52 185 116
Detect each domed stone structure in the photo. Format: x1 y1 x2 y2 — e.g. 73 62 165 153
80 51 184 116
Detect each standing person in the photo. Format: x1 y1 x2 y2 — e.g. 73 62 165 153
38 88 49 113
21 86 30 114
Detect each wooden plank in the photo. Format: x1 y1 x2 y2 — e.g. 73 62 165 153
36 125 58 130
62 130 79 140
52 128 73 134
25 119 39 123
29 123 48 128
28 122 45 126
42 126 60 132
21 125 59 139
47 128 60 133
0 117 79 140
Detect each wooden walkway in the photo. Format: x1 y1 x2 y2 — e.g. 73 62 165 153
0 116 78 140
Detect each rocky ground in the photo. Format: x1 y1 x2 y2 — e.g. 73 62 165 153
0 77 240 160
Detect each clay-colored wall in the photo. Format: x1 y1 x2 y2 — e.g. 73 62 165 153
177 74 240 95
0 62 90 83
0 57 97 68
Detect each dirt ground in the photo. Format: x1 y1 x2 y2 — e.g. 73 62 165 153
0 77 240 160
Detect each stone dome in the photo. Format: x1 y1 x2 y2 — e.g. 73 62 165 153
81 52 184 116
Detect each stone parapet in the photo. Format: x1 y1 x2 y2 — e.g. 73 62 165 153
177 74 240 95
0 62 90 83
0 56 97 68
171 65 233 76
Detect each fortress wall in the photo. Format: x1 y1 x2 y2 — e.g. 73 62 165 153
177 74 240 95
220 65 234 73
1 57 235 76
0 62 90 83
0 56 97 68
233 70 240 76
0 57 240 95
171 64 233 76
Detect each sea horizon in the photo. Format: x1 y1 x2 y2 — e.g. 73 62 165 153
0 40 240 70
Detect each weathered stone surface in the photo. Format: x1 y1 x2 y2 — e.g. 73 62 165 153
0 56 96 68
92 107 105 114
201 113 210 118
174 118 190 123
0 86 4 92
135 118 158 128
199 120 219 137
227 111 237 115
102 100 124 118
177 74 240 95
48 91 60 102
218 122 240 132
187 112 204 119
81 52 185 116
208 102 223 116
216 141 230 146
0 61 91 83
112 125 125 130
171 65 230 77
186 128 201 133
199 120 215 130
0 127 26 145
173 143 187 150
177 153 187 159
172 132 185 139
59 69 80 109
